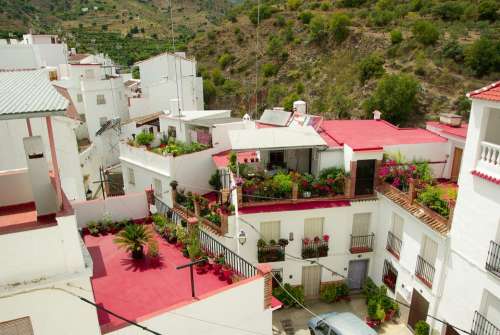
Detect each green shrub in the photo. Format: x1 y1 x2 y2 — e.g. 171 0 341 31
329 13 351 43
272 284 305 307
320 284 337 302
320 2 331 11
371 9 394 26
433 1 465 21
249 4 273 24
298 11 313 24
415 321 430 335
267 36 284 56
465 36 500 77
283 93 300 110
272 172 293 196
442 39 464 62
417 186 450 218
203 79 216 104
275 14 286 27
412 20 439 45
478 0 498 21
341 0 368 7
288 0 303 11
390 30 403 44
309 15 328 42
363 74 421 125
221 80 241 94
136 132 155 145
211 68 225 86
262 63 280 77
359 54 385 83
218 53 235 69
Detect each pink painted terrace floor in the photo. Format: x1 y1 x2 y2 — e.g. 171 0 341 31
83 227 231 332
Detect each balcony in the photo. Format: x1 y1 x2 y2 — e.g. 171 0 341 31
486 240 500 278
350 233 375 254
301 237 329 259
386 231 402 259
257 244 285 263
471 311 499 335
474 141 500 183
382 260 398 292
415 255 435 288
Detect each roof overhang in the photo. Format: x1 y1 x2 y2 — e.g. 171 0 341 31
229 126 327 151
0 109 67 120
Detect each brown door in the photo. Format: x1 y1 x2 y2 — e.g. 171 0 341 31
450 147 463 182
445 323 460 335
408 289 429 330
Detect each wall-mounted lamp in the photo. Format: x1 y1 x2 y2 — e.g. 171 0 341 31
238 230 247 246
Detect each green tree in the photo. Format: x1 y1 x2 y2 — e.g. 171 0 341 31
298 11 313 24
390 29 403 44
442 39 464 62
465 36 500 77
412 20 439 45
359 54 385 83
267 36 284 57
249 4 273 24
262 63 280 77
211 68 225 86
283 93 300 111
433 1 465 21
218 53 235 69
363 74 421 125
287 0 303 11
329 13 351 43
478 0 498 21
203 79 216 104
309 15 328 42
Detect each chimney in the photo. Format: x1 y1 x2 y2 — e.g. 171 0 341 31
23 136 58 217
170 98 182 117
373 110 382 121
293 100 307 114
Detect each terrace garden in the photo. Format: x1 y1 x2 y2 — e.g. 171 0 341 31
174 189 231 228
127 132 209 157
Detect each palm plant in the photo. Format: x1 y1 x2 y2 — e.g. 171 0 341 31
114 224 152 259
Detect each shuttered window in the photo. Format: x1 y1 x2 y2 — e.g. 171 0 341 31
260 221 280 242
304 218 324 239
392 213 404 240
420 235 438 265
352 213 371 236
0 317 34 335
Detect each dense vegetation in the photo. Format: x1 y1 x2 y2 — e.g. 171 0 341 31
2 0 499 125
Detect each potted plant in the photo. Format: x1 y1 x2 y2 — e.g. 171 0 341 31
366 299 384 328
87 221 99 236
147 239 160 267
314 236 320 243
114 223 152 259
221 264 233 282
278 238 289 247
214 255 224 275
257 238 267 248
415 321 430 335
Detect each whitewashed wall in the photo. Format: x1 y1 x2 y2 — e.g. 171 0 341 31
0 169 33 206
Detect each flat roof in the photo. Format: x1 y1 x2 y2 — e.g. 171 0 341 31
84 227 235 332
426 121 468 139
162 110 231 122
186 117 243 127
0 69 68 120
229 126 327 151
318 120 447 150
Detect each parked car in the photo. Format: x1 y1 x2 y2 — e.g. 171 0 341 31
308 312 377 335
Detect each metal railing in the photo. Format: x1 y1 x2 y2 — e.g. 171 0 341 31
486 240 500 278
415 255 435 288
382 260 398 292
471 311 499 335
198 230 258 278
301 239 329 259
155 196 184 226
350 233 375 253
257 245 285 263
386 231 402 259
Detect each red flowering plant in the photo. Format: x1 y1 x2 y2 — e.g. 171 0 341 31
323 234 330 242
380 159 418 192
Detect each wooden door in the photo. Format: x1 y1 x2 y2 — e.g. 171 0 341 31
302 265 321 298
347 259 369 290
355 160 375 196
408 289 429 330
445 324 460 335
450 147 463 182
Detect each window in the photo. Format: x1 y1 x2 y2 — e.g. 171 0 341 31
76 93 83 102
96 94 106 105
154 178 162 198
0 317 34 335
268 150 285 169
168 126 176 139
352 213 371 236
420 235 438 265
304 217 324 238
128 168 135 185
260 221 280 242
391 213 404 240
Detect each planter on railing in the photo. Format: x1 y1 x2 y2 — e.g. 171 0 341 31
382 260 398 292
386 231 402 259
486 240 500 278
415 255 435 288
257 245 285 263
350 233 375 253
301 239 329 259
471 311 499 335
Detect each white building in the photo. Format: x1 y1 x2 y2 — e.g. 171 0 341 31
435 82 500 335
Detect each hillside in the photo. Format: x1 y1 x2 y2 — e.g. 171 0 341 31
1 0 499 125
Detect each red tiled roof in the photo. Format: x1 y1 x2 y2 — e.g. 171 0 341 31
212 150 259 168
318 120 447 150
239 200 351 214
426 121 468 139
467 81 500 102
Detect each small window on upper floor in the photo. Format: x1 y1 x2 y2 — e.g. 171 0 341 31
352 213 371 236
76 93 83 103
96 94 106 105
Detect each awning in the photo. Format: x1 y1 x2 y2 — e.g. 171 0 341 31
136 112 161 127
229 126 327 151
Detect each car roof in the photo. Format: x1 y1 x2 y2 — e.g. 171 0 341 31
324 312 377 335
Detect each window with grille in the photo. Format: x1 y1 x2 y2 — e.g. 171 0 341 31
260 221 280 242
154 178 162 198
96 94 106 105
128 168 135 185
0 317 34 335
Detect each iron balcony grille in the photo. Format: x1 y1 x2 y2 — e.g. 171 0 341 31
257 245 285 263
301 239 329 259
415 255 435 288
471 311 500 335
386 231 402 259
382 259 398 292
350 233 375 253
486 240 500 278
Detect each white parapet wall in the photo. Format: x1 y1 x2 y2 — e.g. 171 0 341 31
0 169 33 207
71 192 149 228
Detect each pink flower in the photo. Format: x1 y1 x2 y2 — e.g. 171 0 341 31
323 234 330 242
392 177 401 188
303 238 310 245
379 166 390 177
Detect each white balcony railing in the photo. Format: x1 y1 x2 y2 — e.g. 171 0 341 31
476 141 500 180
